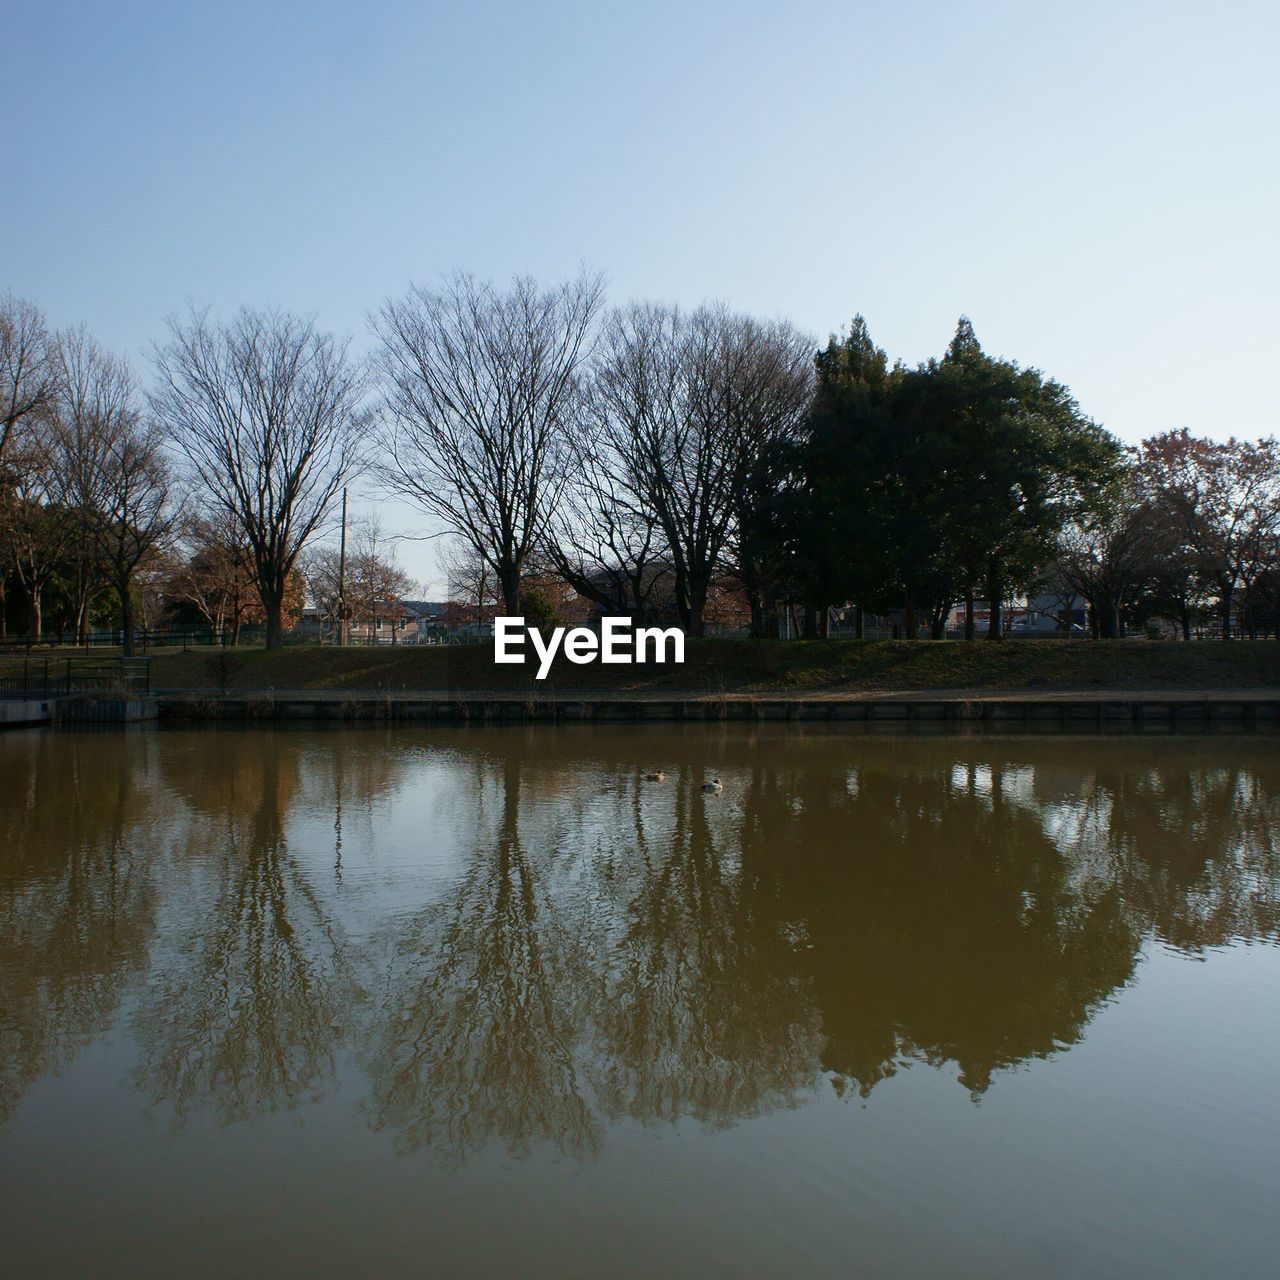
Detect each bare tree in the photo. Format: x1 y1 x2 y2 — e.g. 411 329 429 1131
1 295 60 636
719 318 815 633
372 270 605 614
4 454 73 639
0 295 58 467
596 303 813 635
88 419 172 656
542 408 667 620
439 533 498 625
150 307 366 648
47 328 174 653
306 517 416 638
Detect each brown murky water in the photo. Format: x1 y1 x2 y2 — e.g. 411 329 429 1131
1 724 1277 1278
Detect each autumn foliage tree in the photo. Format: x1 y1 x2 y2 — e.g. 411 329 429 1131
166 512 262 643
1139 431 1280 639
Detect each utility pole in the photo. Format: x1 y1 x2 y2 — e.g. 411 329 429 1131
337 488 348 646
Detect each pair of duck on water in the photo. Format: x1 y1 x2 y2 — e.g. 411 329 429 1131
643 770 722 792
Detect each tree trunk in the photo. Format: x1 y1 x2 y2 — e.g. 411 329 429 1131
985 561 1003 641
684 583 707 637
498 561 521 615
119 579 135 658
265 596 284 650
903 588 916 641
1181 609 1191 642
802 602 818 640
30 587 42 640
854 603 864 640
676 595 692 633
1220 587 1233 641
964 595 975 641
672 560 706 635
260 566 287 650
1097 595 1118 640
760 598 779 640
627 571 648 624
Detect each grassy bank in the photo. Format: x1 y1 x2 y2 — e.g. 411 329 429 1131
146 639 1280 695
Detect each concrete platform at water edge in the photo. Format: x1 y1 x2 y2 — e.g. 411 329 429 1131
0 698 53 728
0 696 159 728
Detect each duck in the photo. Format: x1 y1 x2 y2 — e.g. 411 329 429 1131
702 777 723 793
643 770 667 782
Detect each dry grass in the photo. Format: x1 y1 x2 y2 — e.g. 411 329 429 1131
143 638 1280 695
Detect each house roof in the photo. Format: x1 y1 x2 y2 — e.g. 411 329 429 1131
400 600 450 618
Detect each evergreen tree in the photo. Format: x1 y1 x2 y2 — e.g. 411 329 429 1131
794 316 898 634
792 315 1121 641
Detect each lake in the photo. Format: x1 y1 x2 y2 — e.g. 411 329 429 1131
1 724 1277 1278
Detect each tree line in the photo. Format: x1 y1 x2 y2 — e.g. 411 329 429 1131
3 276 1278 653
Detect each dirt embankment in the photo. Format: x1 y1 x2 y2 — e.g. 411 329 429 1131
145 639 1280 697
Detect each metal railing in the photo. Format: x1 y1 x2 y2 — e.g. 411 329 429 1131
0 629 255 655
0 626 428 653
0 656 152 699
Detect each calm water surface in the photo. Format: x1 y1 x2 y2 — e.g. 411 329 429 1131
1 724 1277 1278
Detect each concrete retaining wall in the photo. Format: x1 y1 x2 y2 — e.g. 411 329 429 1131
55 695 159 723
156 694 1280 727
0 699 53 728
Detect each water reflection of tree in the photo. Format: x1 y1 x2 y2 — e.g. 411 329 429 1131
363 731 1280 1156
742 739 1278 1099
135 737 355 1124
368 756 602 1160
591 771 822 1128
5 725 1278 1158
291 728 419 880
1055 756 1280 950
0 732 157 1123
738 756 1143 1097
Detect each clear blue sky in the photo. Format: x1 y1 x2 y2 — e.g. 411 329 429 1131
6 0 1277 589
